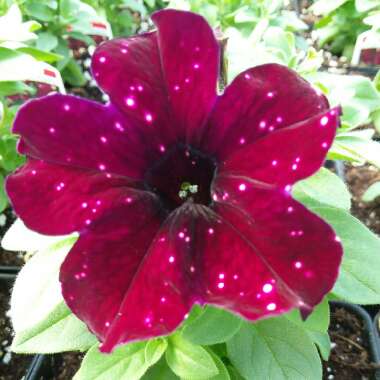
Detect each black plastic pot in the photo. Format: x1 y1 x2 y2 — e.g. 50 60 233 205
374 311 380 359
0 268 49 379
331 301 380 380
0 265 19 280
24 354 55 380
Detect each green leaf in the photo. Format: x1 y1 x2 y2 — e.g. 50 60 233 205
331 133 380 168
166 334 219 379
0 47 65 92
74 341 156 380
182 306 242 345
62 58 86 86
144 339 168 367
292 167 351 210
311 0 348 15
12 302 97 353
207 349 231 380
227 365 245 380
0 81 34 96
0 174 7 212
17 46 62 63
362 181 380 202
308 332 331 361
25 1 56 22
355 0 379 12
285 299 331 360
9 236 77 332
227 317 322 380
311 207 380 304
141 358 179 380
36 32 58 52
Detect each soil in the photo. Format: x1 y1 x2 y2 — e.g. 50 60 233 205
0 279 32 380
345 164 380 236
323 305 379 380
0 209 24 267
50 352 83 380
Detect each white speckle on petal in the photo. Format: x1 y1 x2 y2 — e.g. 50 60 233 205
259 121 266 129
266 303 276 311
320 116 329 126
126 97 135 107
263 283 273 293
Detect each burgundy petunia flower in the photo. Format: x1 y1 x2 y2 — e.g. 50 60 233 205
6 9 342 352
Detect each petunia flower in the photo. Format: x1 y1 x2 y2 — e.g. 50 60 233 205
6 9 342 353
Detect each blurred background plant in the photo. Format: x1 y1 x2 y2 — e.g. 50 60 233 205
1 1 380 379
0 0 380 211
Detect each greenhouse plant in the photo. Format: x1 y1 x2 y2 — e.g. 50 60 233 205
1 1 380 379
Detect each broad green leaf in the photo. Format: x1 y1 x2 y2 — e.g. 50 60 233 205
227 317 322 380
308 332 331 361
0 174 7 212
207 349 231 380
36 31 58 51
285 299 331 360
144 339 167 366
311 0 349 15
25 1 56 22
0 47 65 92
0 80 34 96
166 334 219 379
2 218 68 252
182 306 242 345
0 4 40 42
17 46 62 63
371 109 380 134
355 0 379 12
292 167 350 210
62 58 86 86
332 133 380 168
227 365 245 380
311 207 380 304
9 235 77 331
74 341 157 380
362 181 380 202
12 302 97 353
141 358 179 380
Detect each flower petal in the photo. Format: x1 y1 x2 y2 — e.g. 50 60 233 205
152 9 219 143
13 94 160 179
60 195 163 346
62 205 197 353
219 107 340 187
202 64 329 159
6 159 153 235
206 175 342 317
93 10 219 145
91 33 176 146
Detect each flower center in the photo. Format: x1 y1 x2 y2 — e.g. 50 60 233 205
145 144 217 211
